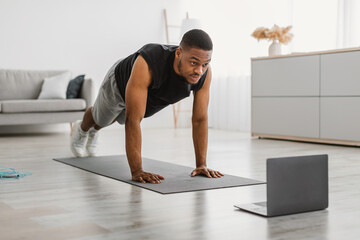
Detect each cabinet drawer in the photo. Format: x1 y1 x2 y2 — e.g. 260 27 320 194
320 97 360 141
252 97 320 138
252 55 320 97
321 51 360 96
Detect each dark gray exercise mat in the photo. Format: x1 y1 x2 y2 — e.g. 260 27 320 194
53 155 264 194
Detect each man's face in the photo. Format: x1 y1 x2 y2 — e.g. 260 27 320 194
176 47 212 84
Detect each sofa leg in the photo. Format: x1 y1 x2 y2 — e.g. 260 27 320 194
70 122 74 136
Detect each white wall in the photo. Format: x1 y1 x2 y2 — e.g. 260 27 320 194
0 0 188 130
178 0 292 132
5 0 334 133
179 0 293 76
292 0 338 52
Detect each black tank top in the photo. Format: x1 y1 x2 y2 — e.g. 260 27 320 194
114 44 207 118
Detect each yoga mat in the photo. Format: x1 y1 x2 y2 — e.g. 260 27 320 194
54 155 265 194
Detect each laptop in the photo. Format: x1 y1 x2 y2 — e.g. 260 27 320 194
234 154 328 217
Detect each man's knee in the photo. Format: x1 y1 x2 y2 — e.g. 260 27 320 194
83 107 96 126
86 106 93 114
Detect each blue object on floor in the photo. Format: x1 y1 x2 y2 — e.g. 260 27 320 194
0 167 32 179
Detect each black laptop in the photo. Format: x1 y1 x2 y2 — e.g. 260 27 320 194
234 154 328 217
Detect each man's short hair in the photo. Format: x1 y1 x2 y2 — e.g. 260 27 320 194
180 29 213 51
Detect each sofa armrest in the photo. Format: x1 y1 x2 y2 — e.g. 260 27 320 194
79 78 96 109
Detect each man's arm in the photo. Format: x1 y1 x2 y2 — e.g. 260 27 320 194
191 67 224 178
125 55 164 184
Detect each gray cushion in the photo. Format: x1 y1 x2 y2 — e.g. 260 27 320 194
67 75 85 99
0 99 86 113
0 69 68 101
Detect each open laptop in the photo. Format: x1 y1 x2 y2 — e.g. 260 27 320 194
234 154 328 217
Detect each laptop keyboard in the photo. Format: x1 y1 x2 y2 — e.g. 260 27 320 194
254 202 267 207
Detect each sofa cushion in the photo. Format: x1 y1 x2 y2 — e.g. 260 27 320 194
0 99 86 113
67 75 85 99
38 72 72 99
0 69 68 101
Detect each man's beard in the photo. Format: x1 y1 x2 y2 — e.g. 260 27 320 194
177 59 187 82
177 59 183 74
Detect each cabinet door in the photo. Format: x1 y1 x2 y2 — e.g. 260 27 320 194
252 55 320 97
321 51 360 96
252 97 320 138
320 97 360 141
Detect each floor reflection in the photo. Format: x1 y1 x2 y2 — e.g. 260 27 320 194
266 210 329 239
191 191 209 240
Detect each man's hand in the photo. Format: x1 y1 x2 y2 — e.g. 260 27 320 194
191 166 224 178
132 170 165 184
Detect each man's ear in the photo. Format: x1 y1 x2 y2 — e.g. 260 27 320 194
176 47 182 58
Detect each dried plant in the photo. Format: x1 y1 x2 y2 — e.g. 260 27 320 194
251 24 293 44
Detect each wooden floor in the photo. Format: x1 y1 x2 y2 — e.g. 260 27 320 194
1 127 360 240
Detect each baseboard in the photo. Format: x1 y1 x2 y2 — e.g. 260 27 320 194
0 123 71 134
252 133 360 147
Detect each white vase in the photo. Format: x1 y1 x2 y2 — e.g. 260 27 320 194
268 40 281 56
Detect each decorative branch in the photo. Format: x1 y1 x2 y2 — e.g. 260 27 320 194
251 25 294 44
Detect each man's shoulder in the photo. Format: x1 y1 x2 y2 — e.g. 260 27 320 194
139 44 178 54
136 44 177 90
137 43 177 71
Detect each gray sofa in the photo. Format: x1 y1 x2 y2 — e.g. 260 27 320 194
0 69 95 126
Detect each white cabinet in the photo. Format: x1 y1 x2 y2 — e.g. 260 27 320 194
252 97 319 138
321 51 360 96
252 55 320 97
319 51 360 142
252 48 360 146
320 97 360 141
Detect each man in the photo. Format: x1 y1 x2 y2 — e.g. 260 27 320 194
71 29 224 184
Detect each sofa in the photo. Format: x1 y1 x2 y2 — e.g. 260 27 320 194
0 69 95 128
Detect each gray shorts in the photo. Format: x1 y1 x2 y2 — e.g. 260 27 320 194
92 59 126 127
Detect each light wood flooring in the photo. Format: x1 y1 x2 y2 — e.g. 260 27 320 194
1 127 360 240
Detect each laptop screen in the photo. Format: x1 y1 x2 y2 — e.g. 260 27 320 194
266 154 328 216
